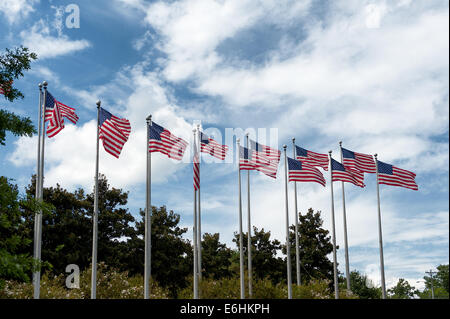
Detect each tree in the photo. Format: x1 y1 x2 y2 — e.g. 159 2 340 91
388 278 417 299
233 226 285 284
20 174 137 275
132 205 192 297
0 176 50 289
418 265 449 299
286 208 337 284
200 233 232 280
0 46 37 145
347 271 381 299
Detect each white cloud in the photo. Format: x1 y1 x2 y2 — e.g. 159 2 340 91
0 0 38 24
9 64 194 191
20 20 91 59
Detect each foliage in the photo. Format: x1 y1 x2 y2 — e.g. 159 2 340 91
348 270 382 299
232 226 285 284
286 208 337 284
0 262 169 299
417 264 449 299
0 46 37 145
200 233 232 280
387 278 417 299
131 205 192 298
0 176 51 289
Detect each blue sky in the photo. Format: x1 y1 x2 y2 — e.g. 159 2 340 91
1 0 448 291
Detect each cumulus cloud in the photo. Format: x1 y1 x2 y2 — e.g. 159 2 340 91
0 0 38 24
20 20 91 59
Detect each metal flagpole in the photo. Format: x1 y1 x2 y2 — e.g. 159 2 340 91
339 142 351 291
35 81 48 299
144 115 152 299
328 151 339 299
283 145 293 299
374 154 386 299
33 82 43 299
292 138 301 286
193 129 199 299
91 100 101 299
196 125 202 287
237 138 245 299
246 134 253 298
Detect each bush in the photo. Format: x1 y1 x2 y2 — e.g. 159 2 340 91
0 262 169 299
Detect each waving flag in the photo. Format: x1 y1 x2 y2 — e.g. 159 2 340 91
98 107 131 158
342 147 376 173
248 139 280 178
44 91 79 138
377 160 418 190
239 145 256 171
331 158 365 187
200 131 228 160
295 145 329 171
288 157 325 186
149 121 188 161
193 138 200 190
0 80 12 95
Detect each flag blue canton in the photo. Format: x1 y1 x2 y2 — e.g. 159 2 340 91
239 145 252 159
148 122 164 140
200 132 210 144
45 91 55 109
99 107 112 126
295 145 308 157
288 157 303 170
342 147 355 159
377 161 393 175
331 158 346 171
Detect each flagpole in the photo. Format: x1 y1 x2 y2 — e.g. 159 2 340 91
33 82 43 299
292 138 301 286
237 138 245 299
328 151 339 299
144 115 152 299
245 134 253 298
193 129 199 299
91 100 101 299
374 154 387 299
283 145 293 299
196 125 202 288
339 142 351 291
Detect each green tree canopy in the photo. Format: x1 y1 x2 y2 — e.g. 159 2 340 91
347 270 381 299
388 278 417 299
0 46 37 145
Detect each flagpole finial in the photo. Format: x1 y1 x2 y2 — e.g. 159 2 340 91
374 153 378 158
292 137 295 142
329 150 332 155
96 100 101 108
42 81 48 88
237 138 240 144
146 115 152 122
38 83 42 89
339 141 342 146
283 144 287 149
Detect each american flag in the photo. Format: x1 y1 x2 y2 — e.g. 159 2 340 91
0 80 12 95
377 160 418 191
148 121 188 161
239 145 256 171
295 145 329 171
98 107 131 158
248 139 280 179
287 157 326 186
45 91 79 138
342 147 376 173
200 131 228 160
193 138 200 190
331 158 365 188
